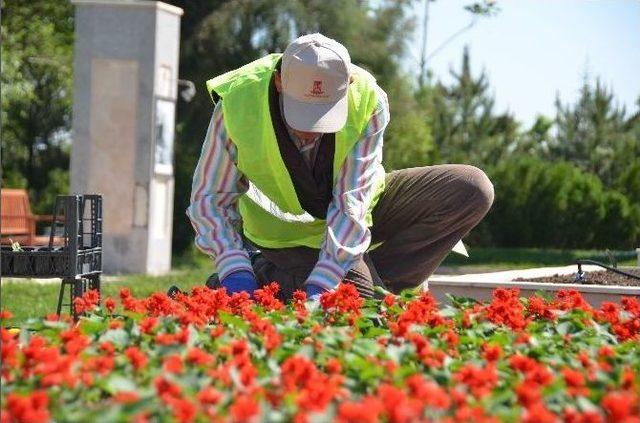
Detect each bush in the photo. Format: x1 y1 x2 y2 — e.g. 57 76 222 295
485 157 639 249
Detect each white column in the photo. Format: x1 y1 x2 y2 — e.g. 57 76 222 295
70 1 183 275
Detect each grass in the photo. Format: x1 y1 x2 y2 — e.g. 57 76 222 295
1 247 637 325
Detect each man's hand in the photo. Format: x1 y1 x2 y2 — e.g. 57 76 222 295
305 283 326 302
221 270 258 297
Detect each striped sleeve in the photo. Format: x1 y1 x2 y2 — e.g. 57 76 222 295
185 101 254 280
305 86 390 291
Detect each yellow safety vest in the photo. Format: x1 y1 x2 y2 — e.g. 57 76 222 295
206 53 385 248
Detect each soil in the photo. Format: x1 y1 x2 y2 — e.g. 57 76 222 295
516 268 640 287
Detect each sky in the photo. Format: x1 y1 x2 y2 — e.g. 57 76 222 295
405 0 640 127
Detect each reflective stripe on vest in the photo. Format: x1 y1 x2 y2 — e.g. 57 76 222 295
246 181 315 224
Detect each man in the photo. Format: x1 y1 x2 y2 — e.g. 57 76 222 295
186 33 494 302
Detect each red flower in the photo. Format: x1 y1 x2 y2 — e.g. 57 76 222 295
562 368 589 396
164 396 197 423
516 381 542 408
481 343 502 362
598 346 615 359
527 295 556 320
113 391 139 404
1 327 20 370
138 317 158 334
510 355 553 387
145 292 180 317
337 396 384 423
230 395 260 422
87 356 115 376
155 377 182 401
621 367 637 390
253 282 285 311
320 283 364 320
73 289 100 314
453 363 498 398
601 391 639 422
389 292 446 337
383 294 395 307
59 327 90 356
280 355 343 411
197 387 222 405
553 290 592 313
597 296 640 342
4 391 50 423
186 347 213 366
119 288 146 313
292 290 309 321
377 384 423 423
485 288 529 330
406 374 451 409
523 402 559 423
125 346 148 370
100 341 115 355
325 358 342 375
104 297 116 314
163 354 183 374
564 407 604 423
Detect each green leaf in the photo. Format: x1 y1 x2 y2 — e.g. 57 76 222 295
363 326 387 338
80 316 108 336
351 338 380 356
556 321 572 336
102 375 137 395
99 329 130 348
218 311 249 331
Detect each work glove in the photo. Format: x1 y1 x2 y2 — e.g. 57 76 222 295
305 283 326 302
221 270 258 297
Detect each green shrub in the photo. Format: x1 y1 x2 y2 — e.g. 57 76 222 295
484 157 639 249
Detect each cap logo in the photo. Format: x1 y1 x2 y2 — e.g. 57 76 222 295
309 80 326 97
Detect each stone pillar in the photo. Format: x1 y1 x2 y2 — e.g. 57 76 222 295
70 0 183 275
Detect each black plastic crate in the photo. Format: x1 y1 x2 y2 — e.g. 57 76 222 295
0 246 69 277
1 194 103 317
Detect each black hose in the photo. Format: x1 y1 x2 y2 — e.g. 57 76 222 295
576 259 640 281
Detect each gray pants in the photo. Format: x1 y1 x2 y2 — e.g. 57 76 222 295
228 165 494 300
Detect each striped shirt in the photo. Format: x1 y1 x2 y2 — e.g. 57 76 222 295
186 85 390 291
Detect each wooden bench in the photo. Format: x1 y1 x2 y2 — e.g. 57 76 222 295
1 189 62 246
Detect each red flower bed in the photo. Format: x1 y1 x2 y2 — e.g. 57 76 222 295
1 284 639 422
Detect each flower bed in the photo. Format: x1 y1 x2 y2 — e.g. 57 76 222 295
1 284 639 422
518 269 640 287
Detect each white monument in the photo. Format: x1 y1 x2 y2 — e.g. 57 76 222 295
70 0 183 275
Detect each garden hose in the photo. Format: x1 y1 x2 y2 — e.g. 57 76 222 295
575 259 640 282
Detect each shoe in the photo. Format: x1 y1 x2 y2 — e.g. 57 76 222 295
166 285 183 299
205 273 220 290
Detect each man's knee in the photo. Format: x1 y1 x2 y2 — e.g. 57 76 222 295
464 165 494 214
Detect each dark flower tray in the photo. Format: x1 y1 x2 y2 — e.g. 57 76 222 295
1 246 102 279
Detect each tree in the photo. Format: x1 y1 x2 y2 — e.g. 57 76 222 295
426 46 517 168
1 0 74 214
553 78 637 187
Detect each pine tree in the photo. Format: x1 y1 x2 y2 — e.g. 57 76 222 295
553 78 632 186
428 46 517 168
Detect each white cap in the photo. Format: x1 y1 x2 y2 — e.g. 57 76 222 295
281 33 351 133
